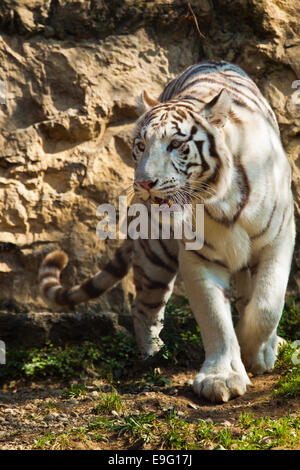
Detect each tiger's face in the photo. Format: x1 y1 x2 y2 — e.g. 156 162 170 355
132 90 233 208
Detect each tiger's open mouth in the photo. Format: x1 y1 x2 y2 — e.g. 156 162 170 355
150 197 174 207
149 193 190 208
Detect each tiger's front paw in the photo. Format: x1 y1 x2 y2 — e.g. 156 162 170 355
193 367 251 403
140 336 164 359
239 334 286 376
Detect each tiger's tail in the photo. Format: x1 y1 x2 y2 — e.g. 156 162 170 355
38 239 133 308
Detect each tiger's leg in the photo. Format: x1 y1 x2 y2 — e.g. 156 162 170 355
179 246 251 403
132 238 178 357
235 223 295 375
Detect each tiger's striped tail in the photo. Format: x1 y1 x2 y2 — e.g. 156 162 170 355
38 240 133 308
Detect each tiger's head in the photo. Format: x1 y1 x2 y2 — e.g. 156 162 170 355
132 89 234 209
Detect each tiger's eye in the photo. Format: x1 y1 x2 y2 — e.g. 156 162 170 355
137 142 145 152
170 140 181 149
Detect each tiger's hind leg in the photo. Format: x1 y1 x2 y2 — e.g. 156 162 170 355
132 238 178 357
235 220 295 375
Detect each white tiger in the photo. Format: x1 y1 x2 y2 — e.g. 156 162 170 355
39 61 295 403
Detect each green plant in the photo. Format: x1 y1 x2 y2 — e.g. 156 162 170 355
33 433 57 450
94 388 125 414
159 410 190 450
64 383 88 398
278 299 300 340
0 333 138 385
160 296 204 363
113 412 157 443
144 368 171 388
273 342 300 398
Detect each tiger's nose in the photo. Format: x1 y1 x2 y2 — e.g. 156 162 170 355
136 180 157 190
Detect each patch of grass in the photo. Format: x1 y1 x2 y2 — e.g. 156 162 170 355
39 400 60 411
0 341 101 383
31 408 300 451
222 412 300 450
273 342 300 398
10 293 300 388
144 368 171 388
0 333 138 385
98 334 139 380
159 410 190 449
64 383 88 399
278 299 300 341
88 416 114 432
0 295 205 388
160 296 204 364
94 388 125 414
113 412 157 444
33 433 58 450
194 419 215 444
33 427 91 450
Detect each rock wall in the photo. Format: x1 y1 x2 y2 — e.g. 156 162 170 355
0 1 299 325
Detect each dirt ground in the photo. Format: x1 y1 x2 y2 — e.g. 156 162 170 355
0 367 299 450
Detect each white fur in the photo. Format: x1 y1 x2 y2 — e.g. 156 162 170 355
131 63 295 403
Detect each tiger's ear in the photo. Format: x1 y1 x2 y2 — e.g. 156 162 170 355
203 89 231 127
136 90 160 115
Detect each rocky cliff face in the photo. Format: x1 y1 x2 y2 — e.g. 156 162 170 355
0 1 299 325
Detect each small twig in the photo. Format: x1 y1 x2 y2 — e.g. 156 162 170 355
187 0 206 39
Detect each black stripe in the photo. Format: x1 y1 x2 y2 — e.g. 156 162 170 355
81 277 104 299
204 161 250 226
146 280 170 290
177 94 205 104
207 133 219 159
159 183 177 191
160 78 178 102
274 209 289 239
232 163 250 223
220 71 277 126
157 239 179 266
171 64 219 95
171 101 195 112
140 240 175 273
104 248 130 278
133 263 170 291
170 159 181 174
186 162 201 176
175 108 188 119
43 258 64 271
43 280 59 294
170 120 186 136
139 300 166 310
55 287 73 307
187 162 200 169
193 250 227 268
39 270 58 283
194 140 209 172
179 77 266 114
173 113 183 123
251 201 277 240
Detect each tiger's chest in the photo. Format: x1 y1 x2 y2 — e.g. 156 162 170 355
199 211 251 272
